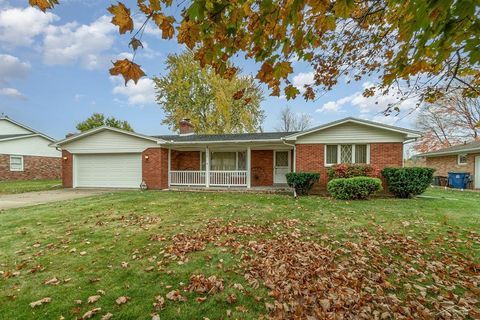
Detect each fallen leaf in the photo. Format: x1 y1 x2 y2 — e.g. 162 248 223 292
101 313 113 320
87 295 101 304
115 296 129 305
29 297 51 308
82 308 101 319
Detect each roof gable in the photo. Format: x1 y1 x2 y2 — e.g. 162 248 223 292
285 117 421 141
0 117 55 142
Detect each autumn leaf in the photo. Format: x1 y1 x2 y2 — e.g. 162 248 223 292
149 0 160 11
82 308 101 319
29 297 51 308
115 296 129 305
29 0 58 12
101 313 113 320
87 295 101 304
108 2 134 34
152 14 175 39
284 85 300 99
109 59 146 85
129 38 143 51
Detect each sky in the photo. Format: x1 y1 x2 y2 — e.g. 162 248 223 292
0 0 419 140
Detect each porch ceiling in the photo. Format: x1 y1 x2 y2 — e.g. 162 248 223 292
168 142 293 151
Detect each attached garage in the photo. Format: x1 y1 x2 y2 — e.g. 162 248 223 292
53 127 162 189
74 153 142 188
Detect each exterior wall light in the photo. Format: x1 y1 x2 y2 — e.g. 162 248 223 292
144 155 149 160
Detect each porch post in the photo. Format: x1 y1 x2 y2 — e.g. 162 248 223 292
205 146 210 187
167 148 171 187
247 146 251 188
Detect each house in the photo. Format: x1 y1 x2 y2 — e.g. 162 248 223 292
0 116 61 181
419 141 480 189
51 117 421 192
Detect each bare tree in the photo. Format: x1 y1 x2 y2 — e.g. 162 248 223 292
275 106 312 132
414 95 480 153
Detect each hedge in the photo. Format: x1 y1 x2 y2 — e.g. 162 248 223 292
327 164 380 179
286 172 320 196
381 167 435 198
327 177 383 200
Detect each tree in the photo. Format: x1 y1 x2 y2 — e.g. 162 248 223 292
31 0 479 108
275 106 312 132
76 113 134 132
153 50 264 134
414 95 480 153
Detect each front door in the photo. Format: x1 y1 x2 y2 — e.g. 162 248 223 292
475 156 480 189
274 151 290 184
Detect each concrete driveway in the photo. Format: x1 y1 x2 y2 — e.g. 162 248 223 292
0 189 108 210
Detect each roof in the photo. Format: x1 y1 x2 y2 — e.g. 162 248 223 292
284 117 421 140
419 140 480 157
51 126 161 147
0 116 56 142
154 131 295 143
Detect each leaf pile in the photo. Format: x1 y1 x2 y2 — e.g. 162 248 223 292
187 274 224 295
242 228 480 319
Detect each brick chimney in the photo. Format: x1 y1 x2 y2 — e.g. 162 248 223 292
65 133 76 138
179 118 194 135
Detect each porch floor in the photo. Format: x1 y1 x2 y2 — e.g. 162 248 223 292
168 185 293 194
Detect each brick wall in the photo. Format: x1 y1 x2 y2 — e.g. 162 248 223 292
142 148 169 190
426 153 479 189
62 151 73 187
0 153 61 181
171 151 200 170
251 150 273 186
295 143 404 193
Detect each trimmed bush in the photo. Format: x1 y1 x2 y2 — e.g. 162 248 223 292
327 163 380 179
286 172 320 196
327 177 383 200
381 167 435 198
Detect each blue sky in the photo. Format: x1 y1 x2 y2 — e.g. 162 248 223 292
0 0 418 139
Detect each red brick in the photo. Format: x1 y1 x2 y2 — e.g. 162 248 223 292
425 153 479 189
251 150 273 186
0 153 61 181
171 151 200 170
142 148 169 190
295 143 404 193
62 150 73 187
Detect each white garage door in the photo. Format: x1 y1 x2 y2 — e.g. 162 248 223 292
74 153 142 188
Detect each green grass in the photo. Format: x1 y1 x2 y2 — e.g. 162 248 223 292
0 179 62 194
0 188 478 319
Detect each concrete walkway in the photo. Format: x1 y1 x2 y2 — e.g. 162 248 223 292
0 189 107 210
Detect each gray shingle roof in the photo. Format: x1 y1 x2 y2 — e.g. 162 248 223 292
420 140 480 156
153 131 296 143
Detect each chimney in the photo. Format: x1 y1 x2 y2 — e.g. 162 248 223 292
179 118 194 135
65 133 76 138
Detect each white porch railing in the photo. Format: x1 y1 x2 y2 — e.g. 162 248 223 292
210 170 247 186
169 170 248 187
170 171 206 186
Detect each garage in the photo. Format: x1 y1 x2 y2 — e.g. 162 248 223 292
74 153 142 188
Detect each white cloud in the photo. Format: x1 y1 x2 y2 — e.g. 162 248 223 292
0 54 31 83
0 7 58 47
42 15 115 69
0 87 26 100
292 71 314 93
317 96 352 113
112 78 156 105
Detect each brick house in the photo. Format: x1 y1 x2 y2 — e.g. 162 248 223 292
419 141 480 189
51 117 420 192
0 116 61 181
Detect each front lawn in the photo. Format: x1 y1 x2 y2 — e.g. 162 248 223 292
0 179 61 195
0 188 479 319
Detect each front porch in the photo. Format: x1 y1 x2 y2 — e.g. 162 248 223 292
166 146 293 188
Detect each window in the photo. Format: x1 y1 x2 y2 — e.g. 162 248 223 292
325 144 369 166
275 151 289 167
10 155 23 171
326 145 338 164
201 151 247 171
458 154 468 165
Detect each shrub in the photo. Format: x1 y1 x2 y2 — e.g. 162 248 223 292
381 167 435 198
286 172 320 196
327 177 383 200
327 164 380 179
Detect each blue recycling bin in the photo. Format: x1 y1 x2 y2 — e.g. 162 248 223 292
448 172 470 189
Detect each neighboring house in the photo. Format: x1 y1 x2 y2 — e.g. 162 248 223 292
419 141 480 189
51 117 420 192
0 116 61 181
